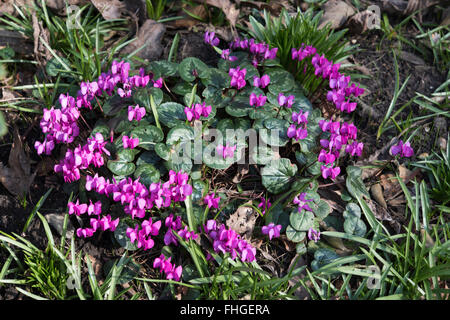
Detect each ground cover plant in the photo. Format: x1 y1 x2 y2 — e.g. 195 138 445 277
0 0 448 301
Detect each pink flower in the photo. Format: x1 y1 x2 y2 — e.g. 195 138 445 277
390 140 414 158
253 74 270 88
204 193 220 209
321 165 341 180
262 223 282 240
68 200 87 216
122 135 139 149
293 193 313 212
249 93 267 107
216 143 236 159
128 104 146 122
308 228 320 243
257 197 271 215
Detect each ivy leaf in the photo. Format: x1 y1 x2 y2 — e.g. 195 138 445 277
261 158 298 194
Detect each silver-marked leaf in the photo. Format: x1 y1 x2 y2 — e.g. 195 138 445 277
290 210 315 231
261 158 298 194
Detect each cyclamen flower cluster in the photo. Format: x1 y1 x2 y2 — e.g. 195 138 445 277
128 104 146 122
230 37 278 66
68 198 119 238
35 60 159 156
249 93 267 107
184 102 212 121
308 228 320 243
203 220 256 263
164 214 198 246
253 75 270 88
204 31 219 46
204 193 220 209
229 66 247 90
35 94 80 155
122 135 139 149
262 223 282 240
153 254 183 282
287 111 309 141
278 93 295 109
220 49 237 62
85 170 193 220
292 48 364 114
318 120 362 179
293 193 313 212
292 44 317 61
126 217 162 250
76 215 119 238
390 140 414 158
54 132 110 182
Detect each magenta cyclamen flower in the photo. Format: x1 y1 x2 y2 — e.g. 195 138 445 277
390 140 414 158
293 193 313 212
76 214 119 238
216 143 236 159
221 49 237 61
229 66 247 90
204 31 219 46
249 93 267 107
262 223 282 240
321 165 341 180
287 111 308 141
153 254 183 282
68 200 87 216
128 104 146 122
122 135 139 149
203 220 256 263
184 102 212 121
204 193 220 209
257 197 271 215
127 218 162 250
278 93 295 108
308 228 321 243
253 75 270 88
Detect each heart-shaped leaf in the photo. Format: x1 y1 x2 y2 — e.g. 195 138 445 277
134 164 160 186
290 210 315 231
286 226 306 243
261 158 298 194
178 57 209 82
107 160 135 176
158 102 186 128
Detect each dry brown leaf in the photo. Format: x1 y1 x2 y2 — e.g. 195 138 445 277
120 19 166 61
232 163 249 183
318 0 355 30
172 5 208 28
287 254 310 300
90 0 124 20
366 198 401 233
238 0 286 15
226 202 258 237
371 183 387 209
206 0 240 31
0 127 36 198
381 0 439 18
347 9 380 34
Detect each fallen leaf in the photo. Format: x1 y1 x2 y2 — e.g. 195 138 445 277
287 254 310 300
398 51 425 65
371 183 387 209
0 127 36 198
226 202 258 238
90 0 124 20
347 9 380 34
232 163 249 183
206 0 240 31
381 0 439 18
172 5 208 28
318 0 355 30
120 19 166 61
366 198 401 233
